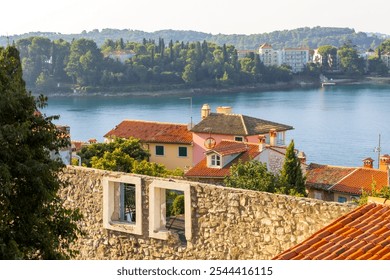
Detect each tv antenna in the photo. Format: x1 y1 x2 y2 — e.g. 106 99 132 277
373 133 381 169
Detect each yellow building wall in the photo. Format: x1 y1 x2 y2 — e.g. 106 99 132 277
145 143 193 171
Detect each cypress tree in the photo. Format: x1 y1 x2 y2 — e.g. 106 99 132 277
0 46 82 259
278 140 306 196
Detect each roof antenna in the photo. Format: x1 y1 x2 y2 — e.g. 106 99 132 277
373 133 381 169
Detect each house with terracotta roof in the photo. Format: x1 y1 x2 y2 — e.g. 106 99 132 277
104 120 193 170
273 197 390 260
306 156 390 203
190 104 294 166
185 140 261 184
185 139 305 184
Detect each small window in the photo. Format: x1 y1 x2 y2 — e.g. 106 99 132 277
119 183 136 223
211 154 221 166
103 175 142 235
338 196 347 203
149 180 191 244
178 146 187 157
314 191 323 200
234 136 244 142
155 145 164 156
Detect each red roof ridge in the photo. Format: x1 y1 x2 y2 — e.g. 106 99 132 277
330 168 359 187
122 119 188 126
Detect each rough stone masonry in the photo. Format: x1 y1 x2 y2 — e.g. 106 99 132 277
59 166 355 260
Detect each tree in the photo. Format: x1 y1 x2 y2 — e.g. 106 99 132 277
358 180 390 205
277 140 306 196
65 39 103 86
78 137 149 167
337 42 365 75
224 160 277 192
317 45 338 70
0 46 82 259
79 138 183 177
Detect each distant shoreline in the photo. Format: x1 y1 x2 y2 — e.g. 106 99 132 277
29 76 390 98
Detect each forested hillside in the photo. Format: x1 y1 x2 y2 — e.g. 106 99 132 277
1 27 385 51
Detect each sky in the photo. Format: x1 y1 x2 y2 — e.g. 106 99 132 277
1 0 389 36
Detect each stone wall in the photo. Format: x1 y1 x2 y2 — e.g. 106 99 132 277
59 166 356 260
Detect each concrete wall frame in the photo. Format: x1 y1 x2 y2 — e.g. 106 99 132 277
149 180 191 241
103 175 142 235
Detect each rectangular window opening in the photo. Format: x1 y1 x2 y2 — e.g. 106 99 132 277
178 146 187 157
103 176 142 235
156 145 164 156
119 183 136 223
166 190 186 245
338 196 347 203
149 180 191 246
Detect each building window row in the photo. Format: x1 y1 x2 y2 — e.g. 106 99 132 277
155 145 188 158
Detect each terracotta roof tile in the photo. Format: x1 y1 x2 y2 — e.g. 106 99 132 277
366 244 384 255
208 141 252 156
379 252 390 260
305 163 356 191
104 120 192 144
273 203 390 260
359 252 376 260
331 168 388 195
185 141 260 178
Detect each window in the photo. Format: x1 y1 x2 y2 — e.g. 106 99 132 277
119 183 136 223
149 180 191 243
314 191 323 200
338 196 347 203
103 175 142 235
211 154 221 167
234 136 244 142
178 146 187 157
155 145 164 156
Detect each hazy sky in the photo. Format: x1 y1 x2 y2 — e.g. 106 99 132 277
1 0 389 36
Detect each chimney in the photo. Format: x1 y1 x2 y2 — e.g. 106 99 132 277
379 154 390 171
258 134 266 152
201 104 211 119
362 157 374 169
298 151 307 165
216 106 232 115
269 129 277 146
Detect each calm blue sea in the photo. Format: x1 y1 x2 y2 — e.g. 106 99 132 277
42 84 390 167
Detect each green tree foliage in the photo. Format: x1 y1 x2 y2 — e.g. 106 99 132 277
224 160 277 192
368 57 388 75
171 195 185 216
79 138 183 177
278 140 306 197
3 27 381 51
337 42 365 75
358 180 390 205
378 39 390 53
317 45 338 70
78 137 150 167
65 39 103 86
0 46 82 259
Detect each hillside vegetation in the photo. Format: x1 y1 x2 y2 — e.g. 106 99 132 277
1 27 385 51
